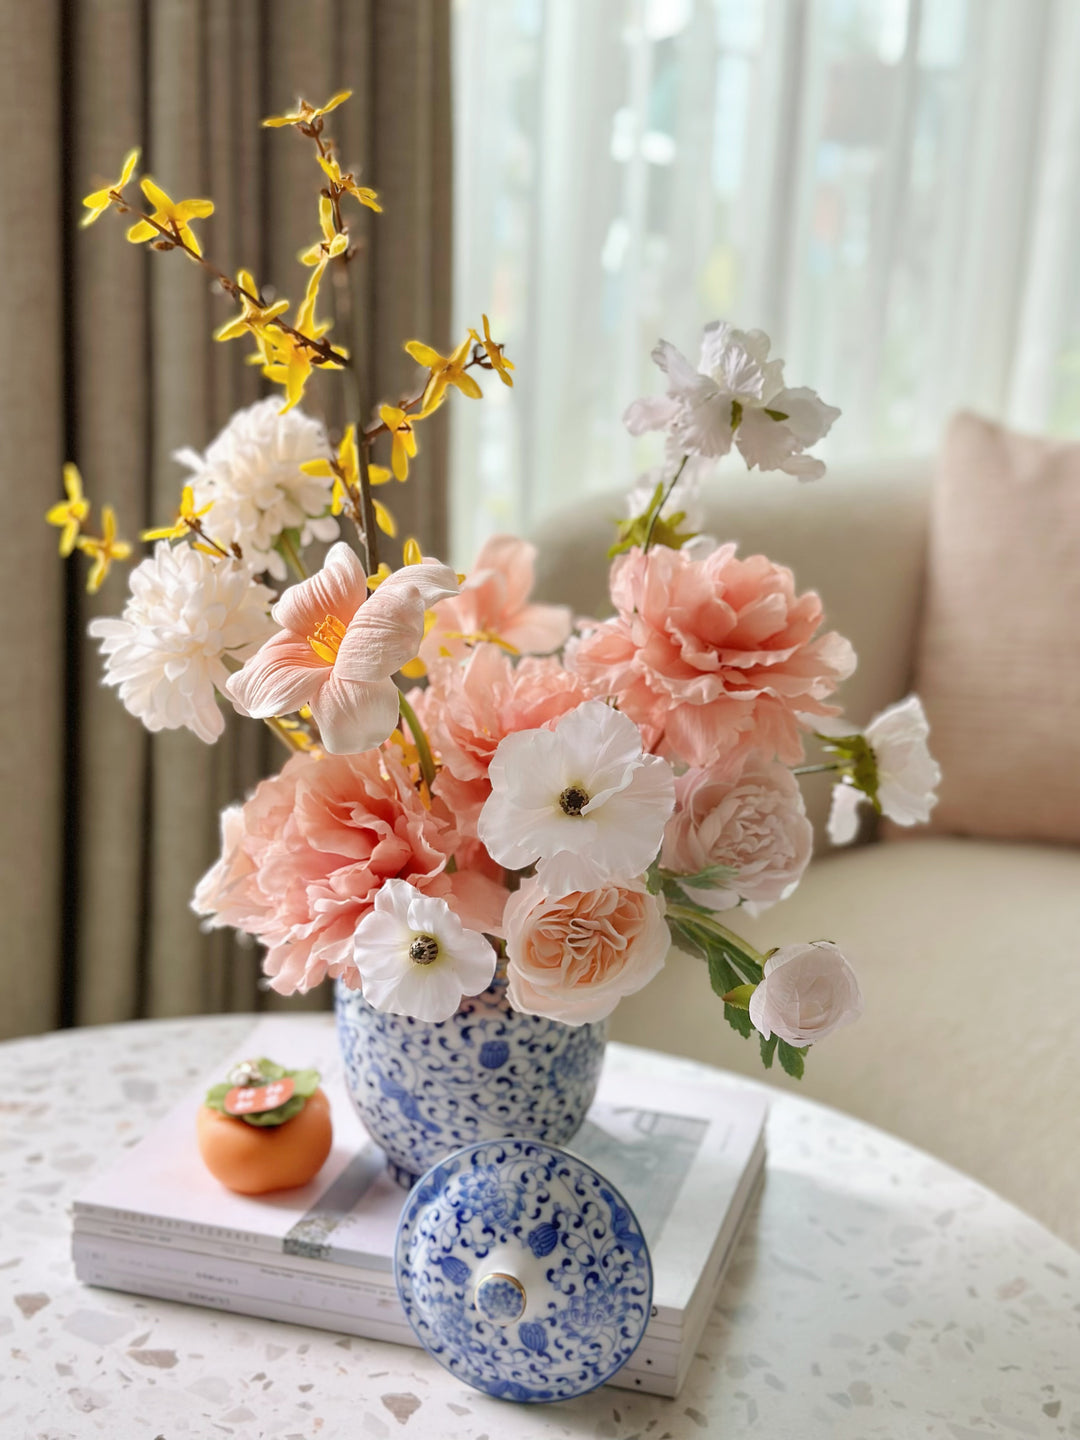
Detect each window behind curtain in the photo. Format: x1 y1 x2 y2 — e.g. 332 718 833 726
450 0 1080 565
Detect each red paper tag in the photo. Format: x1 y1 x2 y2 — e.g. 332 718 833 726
224 1076 295 1115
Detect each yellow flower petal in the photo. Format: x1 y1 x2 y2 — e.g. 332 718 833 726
373 499 397 537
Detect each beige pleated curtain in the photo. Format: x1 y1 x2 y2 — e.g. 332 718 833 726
0 0 453 1039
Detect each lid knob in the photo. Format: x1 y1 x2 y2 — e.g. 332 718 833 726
474 1270 526 1326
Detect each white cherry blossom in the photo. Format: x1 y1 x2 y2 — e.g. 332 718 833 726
624 321 839 479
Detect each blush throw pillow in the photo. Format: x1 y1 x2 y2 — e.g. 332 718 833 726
913 412 1080 842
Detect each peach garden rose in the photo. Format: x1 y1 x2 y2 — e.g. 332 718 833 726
503 879 669 1024
661 751 813 911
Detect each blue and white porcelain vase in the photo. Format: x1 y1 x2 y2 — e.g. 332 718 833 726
335 977 607 1188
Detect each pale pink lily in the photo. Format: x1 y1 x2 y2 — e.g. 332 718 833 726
419 534 572 666
226 542 458 754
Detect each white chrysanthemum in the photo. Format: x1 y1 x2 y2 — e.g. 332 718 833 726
477 700 676 897
352 880 497 1023
88 543 276 744
824 695 942 846
624 321 839 480
175 398 337 579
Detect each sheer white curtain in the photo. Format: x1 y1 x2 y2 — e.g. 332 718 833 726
449 0 1080 564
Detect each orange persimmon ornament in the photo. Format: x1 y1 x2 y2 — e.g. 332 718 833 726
196 1058 333 1195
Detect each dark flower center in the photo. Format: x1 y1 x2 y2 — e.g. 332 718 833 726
409 933 440 965
559 786 590 816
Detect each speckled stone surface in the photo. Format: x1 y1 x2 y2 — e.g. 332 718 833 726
1 1016 1077 1439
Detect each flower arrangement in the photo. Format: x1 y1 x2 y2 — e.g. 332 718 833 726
51 91 941 1082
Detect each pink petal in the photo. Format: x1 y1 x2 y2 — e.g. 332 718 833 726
502 602 573 656
471 535 536 615
226 633 327 717
272 542 368 635
334 585 427 682
308 671 401 754
376 559 459 611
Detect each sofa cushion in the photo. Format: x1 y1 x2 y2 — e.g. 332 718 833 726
914 412 1080 842
610 837 1080 1247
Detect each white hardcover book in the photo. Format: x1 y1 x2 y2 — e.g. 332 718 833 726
74 1017 766 1397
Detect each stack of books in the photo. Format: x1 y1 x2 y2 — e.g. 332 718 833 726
72 1018 767 1398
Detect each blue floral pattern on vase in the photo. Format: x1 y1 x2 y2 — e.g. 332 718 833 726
394 1138 653 1401
335 978 607 1188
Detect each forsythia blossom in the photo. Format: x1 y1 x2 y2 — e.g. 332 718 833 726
624 321 839 480
89 543 275 744
175 399 337 579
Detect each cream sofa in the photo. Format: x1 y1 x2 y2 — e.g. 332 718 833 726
530 458 1080 1249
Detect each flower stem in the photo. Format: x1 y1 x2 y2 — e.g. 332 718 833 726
264 716 306 753
792 761 846 776
643 453 689 552
398 691 436 790
665 902 767 966
278 530 308 580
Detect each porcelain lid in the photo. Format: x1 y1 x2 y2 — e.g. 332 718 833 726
393 1137 653 1403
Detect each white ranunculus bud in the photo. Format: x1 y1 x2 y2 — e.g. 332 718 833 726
748 941 863 1048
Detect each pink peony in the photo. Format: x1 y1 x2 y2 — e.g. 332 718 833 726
571 544 855 767
411 643 589 836
192 746 506 995
419 535 572 667
503 878 669 1024
661 752 812 911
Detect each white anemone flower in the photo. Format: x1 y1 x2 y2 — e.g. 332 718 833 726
352 880 497 1023
88 543 275 744
477 700 676 897
824 695 942 846
176 398 337 579
624 321 839 480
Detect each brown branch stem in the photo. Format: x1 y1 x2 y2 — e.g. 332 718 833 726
125 208 349 367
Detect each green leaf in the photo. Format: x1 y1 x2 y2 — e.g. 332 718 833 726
290 1068 321 1099
254 1057 288 1081
759 1033 778 1068
817 732 881 810
608 477 698 557
658 863 738 892
242 1094 307 1127
666 917 707 961
721 982 756 1010
763 407 789 422
777 1041 808 1079
707 950 741 999
724 1003 754 1038
202 1061 322 1126
203 1082 231 1114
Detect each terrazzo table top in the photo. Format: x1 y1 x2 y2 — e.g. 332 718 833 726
1 1016 1077 1440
